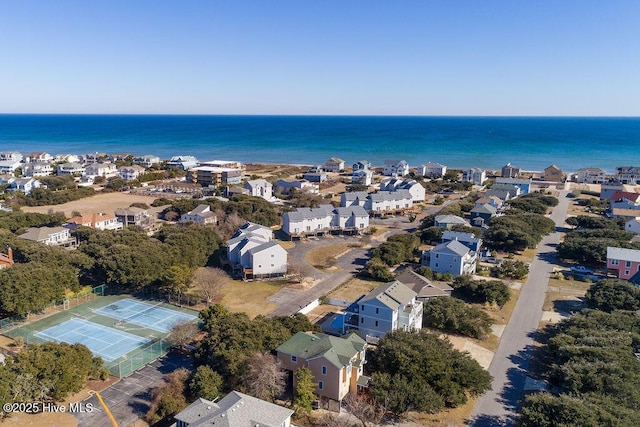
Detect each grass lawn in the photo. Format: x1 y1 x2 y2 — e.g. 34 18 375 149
218 279 284 318
543 277 591 312
407 397 476 426
305 243 351 269
328 278 379 301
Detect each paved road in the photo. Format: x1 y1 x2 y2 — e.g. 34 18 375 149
471 191 570 426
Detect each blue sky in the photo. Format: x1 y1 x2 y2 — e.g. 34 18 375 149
1 1 638 115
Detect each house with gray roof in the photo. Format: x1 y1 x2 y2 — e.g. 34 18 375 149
276 331 367 410
395 269 453 301
495 177 532 195
282 205 369 238
341 191 369 208
441 230 483 252
434 214 468 228
419 162 447 178
174 391 293 427
422 239 478 276
470 203 498 226
383 159 409 177
8 177 42 195
342 280 423 339
226 222 287 278
243 178 274 201
486 184 521 201
324 157 345 173
380 178 426 203
352 160 371 171
19 226 77 247
274 179 319 195
166 155 199 170
575 167 607 184
366 189 412 213
179 204 217 225
352 169 373 186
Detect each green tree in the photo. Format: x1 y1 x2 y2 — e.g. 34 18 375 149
423 297 493 339
293 367 316 414
188 365 223 401
584 279 640 312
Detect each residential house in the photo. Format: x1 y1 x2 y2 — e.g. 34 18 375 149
187 166 242 187
22 162 54 177
352 169 373 186
85 163 118 178
606 247 640 280
475 196 503 209
343 281 423 339
434 214 468 228
495 177 532 195
114 207 154 228
611 208 640 221
243 179 274 201
118 165 146 181
276 331 367 410
600 183 639 201
395 269 453 301
274 179 320 195
462 168 486 185
366 190 413 214
0 152 22 162
625 218 640 235
616 166 640 185
0 175 15 186
173 391 293 427
302 166 328 183
470 203 498 227
609 191 640 206
0 157 22 174
383 159 409 177
379 178 426 203
282 205 369 238
53 154 80 164
57 162 85 176
19 226 76 247
109 153 132 162
324 157 345 173
422 240 478 276
544 165 564 182
224 186 250 198
575 167 607 184
352 160 371 171
81 153 108 164
23 152 52 163
179 204 217 225
8 178 42 195
166 156 199 170
132 155 161 168
65 212 123 231
341 191 369 208
0 248 14 270
198 160 244 169
441 230 483 252
501 163 521 178
226 222 288 278
419 162 447 178
486 184 521 201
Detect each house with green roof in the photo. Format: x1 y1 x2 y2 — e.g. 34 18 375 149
276 331 367 411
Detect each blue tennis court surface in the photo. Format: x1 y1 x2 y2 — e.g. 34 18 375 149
34 318 149 362
94 298 198 333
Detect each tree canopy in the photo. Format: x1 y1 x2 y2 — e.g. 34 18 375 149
484 213 555 252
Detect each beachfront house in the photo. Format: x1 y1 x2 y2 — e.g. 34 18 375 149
166 155 199 170
118 165 146 181
383 159 410 177
422 240 478 276
352 169 373 186
495 177 532 195
462 168 486 186
179 204 217 225
243 178 274 201
324 157 345 173
342 280 423 340
616 166 640 185
302 166 328 183
19 226 77 247
7 178 42 195
501 163 521 178
57 162 86 176
0 152 22 162
575 167 608 184
419 162 447 178
23 152 52 163
544 165 564 182
65 212 123 231
22 161 54 177
274 179 320 195
276 331 367 411
133 155 161 168
174 391 293 427
0 152 24 173
226 222 288 279
85 163 118 178
606 247 640 280
379 178 426 203
353 160 371 171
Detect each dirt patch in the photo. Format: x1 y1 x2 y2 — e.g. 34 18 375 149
21 191 159 217
218 279 283 318
305 243 351 269
305 305 342 324
328 278 379 301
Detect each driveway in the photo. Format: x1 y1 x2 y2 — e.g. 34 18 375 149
470 191 570 426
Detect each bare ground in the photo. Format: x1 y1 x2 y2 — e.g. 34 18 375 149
21 191 160 217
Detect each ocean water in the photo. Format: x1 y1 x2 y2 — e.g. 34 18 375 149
0 115 638 173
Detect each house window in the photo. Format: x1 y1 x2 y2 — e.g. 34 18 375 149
322 366 327 375
291 355 297 363
271 254 274 258
258 265 262 268
626 261 632 268
360 318 364 324
611 259 619 265
361 305 364 311
625 270 630 276
318 381 324 390
435 253 439 258
271 264 274 267
375 321 379 327
435 263 439 268
375 307 379 314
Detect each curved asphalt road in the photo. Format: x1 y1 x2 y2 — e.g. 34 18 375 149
471 190 570 426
